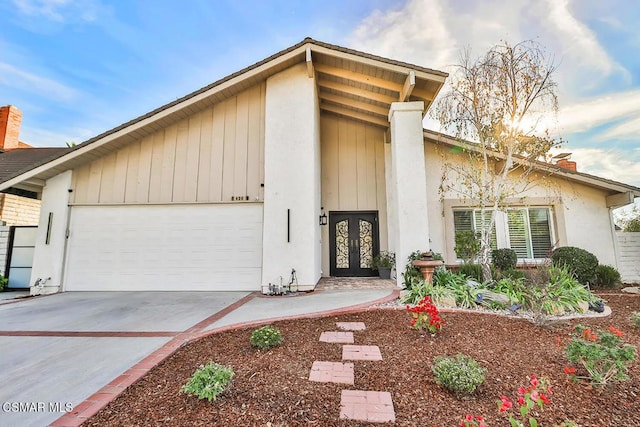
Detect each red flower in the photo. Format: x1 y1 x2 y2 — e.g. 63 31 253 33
517 386 526 395
465 414 473 421
517 396 525 405
540 393 551 404
564 366 576 375
530 375 539 387
609 326 623 337
498 395 513 412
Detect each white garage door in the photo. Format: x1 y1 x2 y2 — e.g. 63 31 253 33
64 204 263 291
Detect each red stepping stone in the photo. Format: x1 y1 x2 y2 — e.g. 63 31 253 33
336 322 366 331
319 331 354 343
342 345 382 361
308 361 354 384
340 390 395 423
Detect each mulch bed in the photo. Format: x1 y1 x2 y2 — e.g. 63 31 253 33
86 293 640 426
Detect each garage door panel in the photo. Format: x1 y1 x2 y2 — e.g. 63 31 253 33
65 204 263 291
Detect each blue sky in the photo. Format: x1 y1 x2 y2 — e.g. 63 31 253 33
1 0 640 194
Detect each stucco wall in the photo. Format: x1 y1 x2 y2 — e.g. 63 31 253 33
30 170 72 295
262 63 321 290
423 140 617 266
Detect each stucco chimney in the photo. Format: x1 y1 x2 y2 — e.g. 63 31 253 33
0 105 23 151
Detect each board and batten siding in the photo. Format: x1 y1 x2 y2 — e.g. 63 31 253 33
616 231 640 283
71 83 266 205
320 113 388 276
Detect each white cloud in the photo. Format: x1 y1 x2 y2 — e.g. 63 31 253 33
566 148 640 187
11 0 103 23
0 62 78 101
557 89 640 136
542 0 628 83
21 125 94 148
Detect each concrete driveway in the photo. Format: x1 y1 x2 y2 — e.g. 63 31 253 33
0 291 250 427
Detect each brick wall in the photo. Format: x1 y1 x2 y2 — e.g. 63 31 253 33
0 193 41 226
0 105 23 150
0 225 10 277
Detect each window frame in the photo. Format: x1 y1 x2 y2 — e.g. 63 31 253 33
452 206 555 262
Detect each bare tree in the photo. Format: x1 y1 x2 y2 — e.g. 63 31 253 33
433 40 561 281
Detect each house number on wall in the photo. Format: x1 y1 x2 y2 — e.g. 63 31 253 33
231 196 250 201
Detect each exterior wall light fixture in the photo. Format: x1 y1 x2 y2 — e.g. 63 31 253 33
319 207 327 226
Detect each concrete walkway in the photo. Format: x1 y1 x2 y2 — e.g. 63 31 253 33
0 288 397 427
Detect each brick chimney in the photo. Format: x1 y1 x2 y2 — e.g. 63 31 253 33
0 105 23 151
553 153 577 172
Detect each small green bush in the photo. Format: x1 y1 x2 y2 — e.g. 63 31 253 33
454 230 480 262
491 248 517 271
502 268 526 280
250 325 283 350
0 275 7 291
631 312 640 329
432 354 486 395
458 263 483 282
551 246 599 285
402 250 425 290
594 265 621 288
372 251 395 269
180 362 234 402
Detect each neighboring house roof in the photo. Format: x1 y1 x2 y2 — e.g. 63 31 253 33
0 37 447 193
423 129 640 199
0 148 70 192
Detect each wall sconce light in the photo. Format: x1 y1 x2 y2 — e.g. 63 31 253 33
319 207 327 226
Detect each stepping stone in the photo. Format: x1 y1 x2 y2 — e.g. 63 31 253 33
336 322 366 331
308 361 354 384
339 390 395 423
319 331 354 343
342 345 382 361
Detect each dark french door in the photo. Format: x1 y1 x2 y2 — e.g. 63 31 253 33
329 211 379 277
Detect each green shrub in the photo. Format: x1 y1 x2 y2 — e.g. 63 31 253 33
631 312 640 329
564 325 636 387
432 354 486 395
180 362 234 401
402 278 455 306
525 266 591 316
402 250 425 290
492 277 527 304
458 263 483 282
0 275 7 292
594 265 621 288
250 325 283 350
502 268 526 280
491 248 517 271
551 246 599 285
372 251 395 269
454 230 480 262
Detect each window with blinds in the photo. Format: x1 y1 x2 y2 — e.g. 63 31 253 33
453 210 497 250
453 207 553 259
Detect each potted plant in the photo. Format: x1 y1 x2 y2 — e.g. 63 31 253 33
372 251 395 279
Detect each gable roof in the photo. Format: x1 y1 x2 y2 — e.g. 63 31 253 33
0 37 447 193
423 129 640 199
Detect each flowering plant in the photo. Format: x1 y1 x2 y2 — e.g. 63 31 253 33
406 295 444 334
564 324 636 386
460 414 486 427
497 375 556 427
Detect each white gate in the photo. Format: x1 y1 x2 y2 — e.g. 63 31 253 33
616 231 640 284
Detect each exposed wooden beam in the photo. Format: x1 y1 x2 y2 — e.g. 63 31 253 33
319 92 389 117
23 178 46 187
606 191 635 208
411 87 435 102
306 47 314 78
314 63 402 93
321 103 389 128
317 79 396 105
399 71 415 101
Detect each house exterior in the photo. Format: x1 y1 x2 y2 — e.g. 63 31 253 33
0 39 638 295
